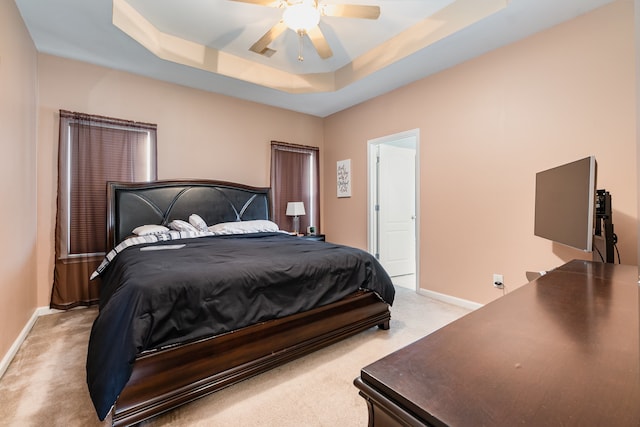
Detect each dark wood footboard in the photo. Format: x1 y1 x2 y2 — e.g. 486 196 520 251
112 290 391 426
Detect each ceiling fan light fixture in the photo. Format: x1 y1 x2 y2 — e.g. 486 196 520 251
282 0 320 32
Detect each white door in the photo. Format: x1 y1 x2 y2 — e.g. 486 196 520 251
378 143 416 279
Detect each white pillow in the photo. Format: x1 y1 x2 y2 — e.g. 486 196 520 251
169 219 198 232
132 224 170 236
208 220 279 235
189 214 209 232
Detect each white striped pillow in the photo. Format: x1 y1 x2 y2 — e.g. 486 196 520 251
189 214 209 232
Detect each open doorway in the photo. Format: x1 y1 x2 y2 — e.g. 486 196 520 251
368 129 419 291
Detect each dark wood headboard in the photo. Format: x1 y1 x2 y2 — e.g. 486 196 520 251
106 180 271 250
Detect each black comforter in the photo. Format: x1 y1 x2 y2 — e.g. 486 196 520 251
87 232 394 420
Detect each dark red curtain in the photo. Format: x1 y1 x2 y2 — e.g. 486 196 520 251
51 110 157 309
270 141 320 233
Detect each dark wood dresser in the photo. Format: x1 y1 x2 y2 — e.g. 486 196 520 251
354 260 640 426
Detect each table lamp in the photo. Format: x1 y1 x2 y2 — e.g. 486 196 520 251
286 202 305 235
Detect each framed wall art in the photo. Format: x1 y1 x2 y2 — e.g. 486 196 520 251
337 159 351 198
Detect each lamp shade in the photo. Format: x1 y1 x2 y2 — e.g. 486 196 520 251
286 202 306 216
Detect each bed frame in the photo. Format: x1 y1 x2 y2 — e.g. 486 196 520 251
104 180 392 426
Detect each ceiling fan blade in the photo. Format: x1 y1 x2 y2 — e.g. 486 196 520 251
321 4 380 19
307 25 333 59
229 0 280 6
250 21 288 55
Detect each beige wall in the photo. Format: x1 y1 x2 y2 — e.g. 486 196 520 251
35 55 325 307
636 0 640 269
324 0 637 304
0 2 39 360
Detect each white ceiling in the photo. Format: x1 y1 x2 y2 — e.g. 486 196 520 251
16 0 614 117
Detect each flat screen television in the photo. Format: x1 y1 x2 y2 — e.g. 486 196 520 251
534 156 596 252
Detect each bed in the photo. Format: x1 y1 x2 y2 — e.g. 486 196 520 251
86 180 395 426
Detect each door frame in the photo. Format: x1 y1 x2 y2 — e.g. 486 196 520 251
367 129 420 291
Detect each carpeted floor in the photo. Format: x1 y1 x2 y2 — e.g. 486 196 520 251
0 287 470 426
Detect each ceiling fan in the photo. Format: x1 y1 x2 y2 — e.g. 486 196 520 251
230 0 380 61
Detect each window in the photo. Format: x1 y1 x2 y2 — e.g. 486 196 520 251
59 113 157 257
270 141 320 233
52 110 157 309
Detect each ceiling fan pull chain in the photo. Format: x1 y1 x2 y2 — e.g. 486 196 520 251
297 30 304 61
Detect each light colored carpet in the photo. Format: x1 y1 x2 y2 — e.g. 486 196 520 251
0 287 470 426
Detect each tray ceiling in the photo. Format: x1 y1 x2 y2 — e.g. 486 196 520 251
16 0 614 116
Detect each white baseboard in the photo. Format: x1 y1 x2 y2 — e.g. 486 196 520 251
418 288 483 311
0 306 56 379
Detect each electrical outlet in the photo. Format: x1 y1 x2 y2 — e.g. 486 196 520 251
493 274 504 289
